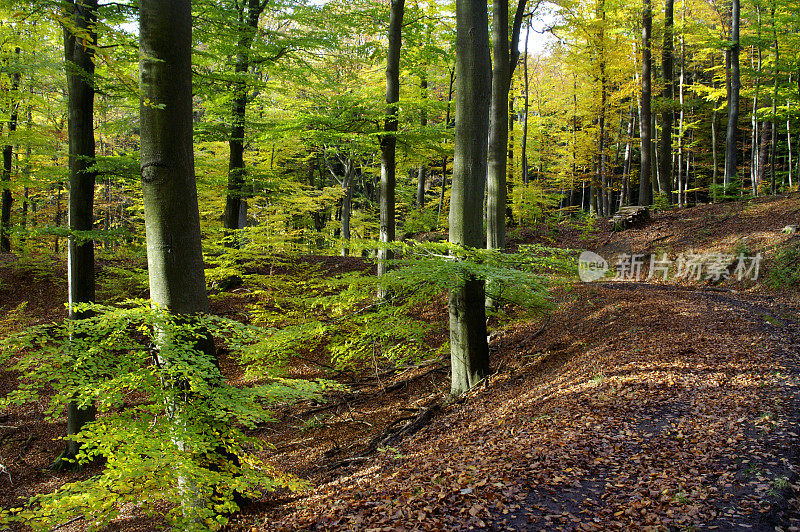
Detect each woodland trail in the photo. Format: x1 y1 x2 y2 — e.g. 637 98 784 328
496 281 800 531
261 280 800 531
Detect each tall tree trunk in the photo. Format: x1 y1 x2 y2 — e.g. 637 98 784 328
223 0 268 236
593 0 608 216
676 0 685 206
139 0 220 517
659 0 674 203
449 0 491 395
770 0 778 194
639 0 653 206
437 65 456 225
521 18 531 186
724 0 740 187
416 74 428 208
487 0 528 250
378 0 404 290
56 0 99 467
0 47 20 253
140 0 209 314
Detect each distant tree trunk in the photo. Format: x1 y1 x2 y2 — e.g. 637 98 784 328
751 41 762 196
506 92 515 224
416 74 427 208
620 104 635 208
659 0 674 203
788 73 793 189
758 120 771 189
711 53 719 201
0 47 20 253
438 66 456 225
55 0 99 467
521 18 531 186
639 0 653 206
724 0 740 187
770 0 778 194
54 183 62 253
487 0 528 251
378 0 404 291
450 0 491 395
223 0 272 238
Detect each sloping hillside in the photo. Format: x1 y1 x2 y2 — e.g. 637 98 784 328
1 196 799 531
237 195 800 530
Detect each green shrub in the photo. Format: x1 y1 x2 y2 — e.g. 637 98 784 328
766 243 800 290
0 301 334 530
653 192 671 211
402 207 439 235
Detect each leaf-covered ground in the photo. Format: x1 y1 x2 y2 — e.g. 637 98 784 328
235 282 800 531
1 194 799 530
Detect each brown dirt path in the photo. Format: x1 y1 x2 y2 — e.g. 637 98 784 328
253 282 800 531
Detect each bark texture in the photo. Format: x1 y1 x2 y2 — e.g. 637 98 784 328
140 0 209 315
449 0 491 395
487 0 527 251
378 0 404 286
639 0 653 206
60 0 99 465
724 0 740 187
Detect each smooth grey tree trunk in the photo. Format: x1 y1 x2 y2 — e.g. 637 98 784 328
724 0 740 187
449 0 491 396
487 0 527 251
639 0 653 205
140 2 218 517
378 0 404 290
57 0 99 467
140 0 210 315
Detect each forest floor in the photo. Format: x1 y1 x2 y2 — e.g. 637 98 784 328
1 194 800 531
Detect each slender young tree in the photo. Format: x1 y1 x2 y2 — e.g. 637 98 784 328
0 46 20 253
639 0 653 206
450 0 491 395
223 0 272 237
416 73 427 208
487 0 528 251
723 0 740 187
378 0 405 289
56 0 99 468
659 0 674 203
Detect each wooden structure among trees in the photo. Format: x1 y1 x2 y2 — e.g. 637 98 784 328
612 206 650 230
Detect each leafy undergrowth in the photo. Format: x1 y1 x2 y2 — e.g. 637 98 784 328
1 196 799 530
219 281 800 531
